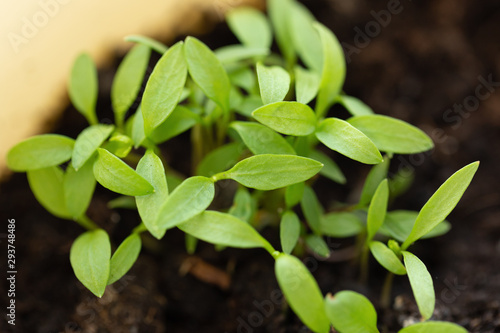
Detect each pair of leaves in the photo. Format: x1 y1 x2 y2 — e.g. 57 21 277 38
216 154 323 191
70 230 141 297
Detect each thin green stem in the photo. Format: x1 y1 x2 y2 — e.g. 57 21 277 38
359 244 370 284
75 215 99 230
380 272 394 309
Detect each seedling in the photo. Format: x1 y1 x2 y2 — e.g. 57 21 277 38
6 0 478 331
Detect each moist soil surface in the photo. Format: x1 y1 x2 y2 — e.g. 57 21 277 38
1 0 500 332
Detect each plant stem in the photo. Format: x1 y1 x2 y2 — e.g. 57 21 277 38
75 215 99 230
380 272 394 309
359 245 369 284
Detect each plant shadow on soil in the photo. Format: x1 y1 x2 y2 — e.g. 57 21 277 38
1 0 500 332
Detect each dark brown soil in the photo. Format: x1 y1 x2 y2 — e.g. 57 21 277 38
1 0 500 332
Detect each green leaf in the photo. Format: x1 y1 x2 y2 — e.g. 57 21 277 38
72 124 114 170
289 2 322 72
285 182 305 208
402 162 479 250
124 34 168 54
27 166 70 219
268 0 295 65
111 44 151 127
256 62 290 105
221 154 323 191
314 22 346 116
369 241 406 275
215 45 269 64
275 254 330 333
230 121 295 155
149 106 198 144
228 187 256 223
69 53 98 124
93 148 154 196
185 37 230 111
398 321 467 333
178 211 273 253
142 41 187 135
320 212 364 238
154 177 215 238
339 95 374 116
366 179 389 242
107 196 136 210
235 95 263 117
308 150 346 184
402 251 435 320
359 157 390 207
196 142 243 177
280 211 301 254
102 134 133 158
324 290 379 333
301 186 323 234
252 101 317 136
135 150 169 238
228 66 256 93
64 160 96 219
7 134 75 172
227 7 272 49
348 115 434 154
305 234 330 258
380 210 451 243
108 233 141 285
295 66 320 105
316 118 383 164
70 229 110 297
131 107 146 148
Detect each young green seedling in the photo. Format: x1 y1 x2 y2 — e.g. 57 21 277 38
6 0 478 331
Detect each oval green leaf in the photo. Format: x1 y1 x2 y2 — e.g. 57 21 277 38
402 162 479 250
27 166 70 219
305 234 330 258
268 0 295 65
196 142 244 177
252 101 317 136
124 34 168 54
70 229 111 297
402 251 435 320
348 115 434 154
301 185 323 234
222 154 323 191
135 150 169 238
149 106 198 144
7 134 75 172
308 150 346 184
64 160 96 219
69 53 98 124
339 95 374 116
275 254 330 333
285 182 305 208
398 321 467 333
107 233 142 285
227 7 272 49
230 121 296 155
316 118 383 164
359 157 390 207
142 41 187 135
320 212 364 238
215 45 269 64
380 210 451 243
256 62 290 105
178 211 273 253
154 176 215 238
324 290 379 333
93 148 154 196
369 241 406 275
72 124 114 170
295 66 320 105
280 211 301 254
185 37 230 111
112 44 151 127
228 187 256 222
314 22 346 116
367 179 389 242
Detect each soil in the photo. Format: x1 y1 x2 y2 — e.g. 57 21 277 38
1 0 500 332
